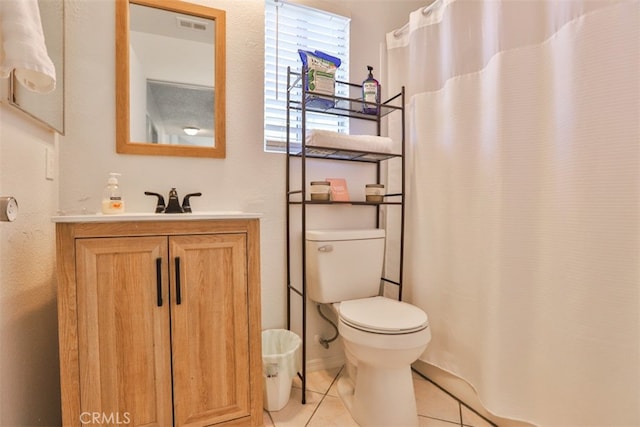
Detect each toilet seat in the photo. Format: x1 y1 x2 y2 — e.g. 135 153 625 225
338 296 428 335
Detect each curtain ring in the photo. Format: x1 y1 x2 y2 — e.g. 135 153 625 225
393 24 409 38
422 0 441 16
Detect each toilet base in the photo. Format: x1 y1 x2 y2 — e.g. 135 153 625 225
336 375 355 410
338 362 418 427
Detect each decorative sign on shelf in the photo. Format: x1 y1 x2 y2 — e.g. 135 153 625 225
326 178 349 201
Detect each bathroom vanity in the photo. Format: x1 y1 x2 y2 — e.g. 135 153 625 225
53 213 263 426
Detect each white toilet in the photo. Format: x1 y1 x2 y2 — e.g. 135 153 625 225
306 229 431 427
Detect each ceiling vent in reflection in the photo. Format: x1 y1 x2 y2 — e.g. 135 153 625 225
176 16 208 31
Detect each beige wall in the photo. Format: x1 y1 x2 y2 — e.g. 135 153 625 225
0 105 61 424
0 0 425 424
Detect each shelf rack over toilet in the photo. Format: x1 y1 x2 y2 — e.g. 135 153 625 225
284 67 406 404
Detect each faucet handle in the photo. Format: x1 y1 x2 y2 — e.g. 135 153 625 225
144 191 166 213
182 192 202 213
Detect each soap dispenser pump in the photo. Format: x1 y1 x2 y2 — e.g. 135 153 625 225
102 173 125 214
362 65 380 115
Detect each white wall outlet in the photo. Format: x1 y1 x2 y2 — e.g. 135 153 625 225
46 147 55 180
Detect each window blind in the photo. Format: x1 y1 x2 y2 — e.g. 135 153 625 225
264 0 350 152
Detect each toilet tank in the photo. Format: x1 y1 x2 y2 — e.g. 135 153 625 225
306 229 385 303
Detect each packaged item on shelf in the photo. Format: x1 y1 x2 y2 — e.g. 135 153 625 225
362 65 380 114
365 184 385 202
310 181 331 201
298 49 341 110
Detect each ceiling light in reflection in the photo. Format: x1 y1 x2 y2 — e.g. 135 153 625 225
183 126 199 136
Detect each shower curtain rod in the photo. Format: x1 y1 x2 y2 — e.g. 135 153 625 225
393 0 442 37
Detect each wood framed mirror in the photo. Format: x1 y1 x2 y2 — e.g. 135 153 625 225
116 0 226 158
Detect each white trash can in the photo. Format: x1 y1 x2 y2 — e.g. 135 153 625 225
262 329 302 411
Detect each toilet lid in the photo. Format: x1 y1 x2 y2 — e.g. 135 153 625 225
339 296 428 334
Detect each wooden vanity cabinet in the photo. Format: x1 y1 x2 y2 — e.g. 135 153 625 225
55 219 263 427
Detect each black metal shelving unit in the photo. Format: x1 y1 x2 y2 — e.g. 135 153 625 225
285 67 406 404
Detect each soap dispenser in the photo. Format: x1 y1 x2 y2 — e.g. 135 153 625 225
102 173 125 214
362 65 380 115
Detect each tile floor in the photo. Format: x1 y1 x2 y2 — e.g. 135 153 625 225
263 366 497 427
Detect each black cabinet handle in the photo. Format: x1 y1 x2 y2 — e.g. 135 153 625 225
174 257 182 305
156 258 163 307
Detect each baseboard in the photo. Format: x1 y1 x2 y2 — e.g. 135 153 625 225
306 354 345 372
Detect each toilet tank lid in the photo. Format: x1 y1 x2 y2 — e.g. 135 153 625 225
306 228 385 241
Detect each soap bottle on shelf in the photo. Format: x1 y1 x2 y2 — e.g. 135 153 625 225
362 65 380 114
101 172 125 214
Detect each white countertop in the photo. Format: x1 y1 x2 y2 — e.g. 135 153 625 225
51 211 262 223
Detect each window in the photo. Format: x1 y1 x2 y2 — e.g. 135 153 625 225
264 0 350 152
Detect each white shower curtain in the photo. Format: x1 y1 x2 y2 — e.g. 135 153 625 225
386 1 639 425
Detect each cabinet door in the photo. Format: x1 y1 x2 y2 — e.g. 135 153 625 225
170 234 251 426
75 237 172 427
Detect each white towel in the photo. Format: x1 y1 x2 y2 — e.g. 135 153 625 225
0 0 56 93
306 130 397 154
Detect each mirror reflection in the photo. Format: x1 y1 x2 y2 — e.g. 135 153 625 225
143 80 214 146
129 3 214 146
116 0 226 158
